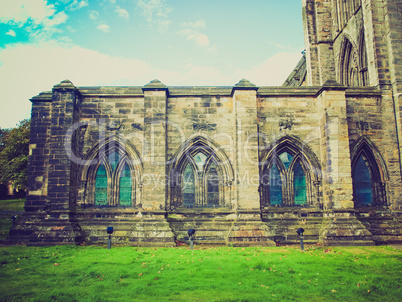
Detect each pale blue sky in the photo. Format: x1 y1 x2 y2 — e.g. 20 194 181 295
0 0 304 129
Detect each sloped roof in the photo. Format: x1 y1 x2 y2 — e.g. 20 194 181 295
282 54 307 87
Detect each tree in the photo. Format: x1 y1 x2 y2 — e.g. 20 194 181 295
0 119 30 193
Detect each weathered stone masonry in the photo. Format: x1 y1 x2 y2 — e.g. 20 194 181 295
7 0 402 246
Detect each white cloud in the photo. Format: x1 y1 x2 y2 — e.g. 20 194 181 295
68 0 89 11
137 0 172 32
178 63 231 86
89 11 99 20
181 19 206 29
0 40 303 129
115 6 129 21
0 0 55 25
0 41 233 128
42 11 68 27
179 29 210 48
0 0 68 43
241 52 303 86
6 29 16 37
97 24 111 33
0 42 168 128
179 19 215 51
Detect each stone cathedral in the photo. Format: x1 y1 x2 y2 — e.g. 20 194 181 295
8 0 402 246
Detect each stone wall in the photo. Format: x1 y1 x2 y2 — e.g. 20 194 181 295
5 0 402 246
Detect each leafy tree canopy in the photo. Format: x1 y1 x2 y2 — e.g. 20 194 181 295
0 119 30 191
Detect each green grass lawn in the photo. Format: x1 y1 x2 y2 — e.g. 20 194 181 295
0 244 401 302
0 198 25 239
0 199 401 301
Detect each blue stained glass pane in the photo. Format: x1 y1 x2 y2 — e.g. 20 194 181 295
279 152 294 169
206 162 219 206
182 164 195 207
294 162 307 205
108 152 121 172
119 164 132 206
269 164 282 205
95 164 107 206
354 155 373 205
194 153 207 171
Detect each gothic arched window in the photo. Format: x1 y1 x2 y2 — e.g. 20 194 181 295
340 35 368 87
261 137 321 208
340 38 359 86
92 151 135 207
170 137 234 210
263 151 308 206
179 152 223 208
351 138 387 207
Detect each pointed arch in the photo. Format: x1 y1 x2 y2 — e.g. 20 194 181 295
339 36 360 86
80 134 143 182
260 136 322 180
350 136 388 207
260 136 322 207
80 135 142 207
169 135 234 209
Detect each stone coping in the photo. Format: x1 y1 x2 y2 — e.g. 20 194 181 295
30 85 381 102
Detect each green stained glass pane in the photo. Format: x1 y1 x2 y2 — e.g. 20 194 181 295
206 162 219 206
119 164 132 206
194 152 207 171
269 164 282 205
294 162 307 205
95 164 107 206
354 155 373 205
182 163 195 207
279 152 294 169
108 152 121 172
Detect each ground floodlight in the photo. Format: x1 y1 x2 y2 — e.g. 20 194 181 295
297 228 305 251
188 229 195 250
297 228 305 236
107 226 113 249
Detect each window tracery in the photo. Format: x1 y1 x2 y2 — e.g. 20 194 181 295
261 138 321 208
81 138 142 208
169 137 234 209
339 34 368 87
263 151 308 206
93 153 134 207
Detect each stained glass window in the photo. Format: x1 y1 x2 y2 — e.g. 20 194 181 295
182 163 195 207
269 164 282 205
95 164 108 206
279 152 294 169
294 161 307 205
108 152 121 172
194 153 207 171
119 163 132 206
354 155 373 205
206 162 219 206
